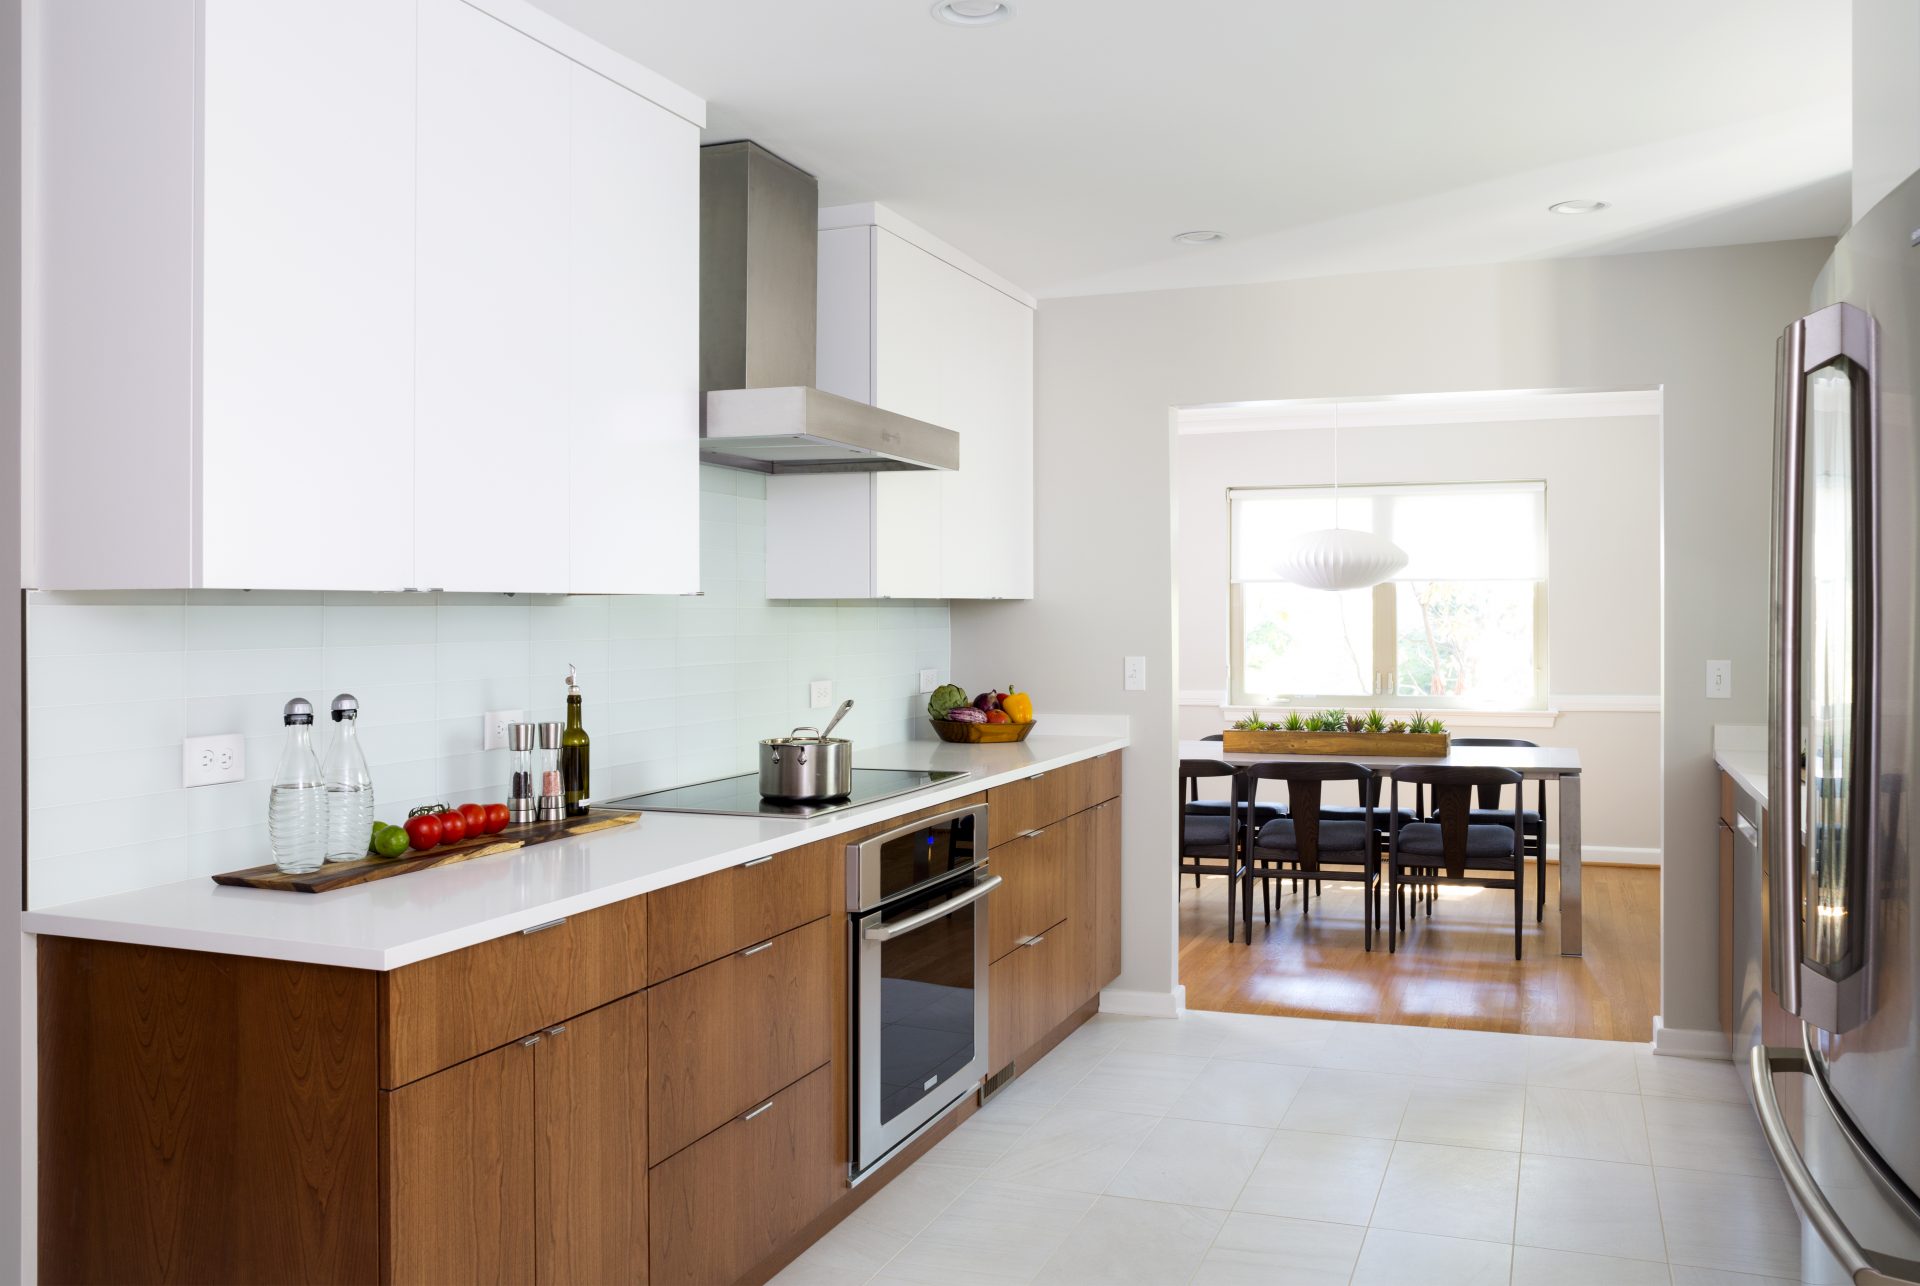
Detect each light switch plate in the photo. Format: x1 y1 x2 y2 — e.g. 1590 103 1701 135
483 709 526 751
1124 656 1147 691
918 669 939 694
809 679 833 709
1707 659 1732 699
183 733 245 788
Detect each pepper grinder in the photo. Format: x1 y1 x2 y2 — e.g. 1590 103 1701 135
536 721 565 822
508 722 538 824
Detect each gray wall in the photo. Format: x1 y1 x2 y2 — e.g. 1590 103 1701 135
952 238 1830 1038
3 0 25 1267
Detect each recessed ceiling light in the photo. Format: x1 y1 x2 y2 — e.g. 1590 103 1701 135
1548 199 1610 216
931 0 1013 25
1172 230 1225 245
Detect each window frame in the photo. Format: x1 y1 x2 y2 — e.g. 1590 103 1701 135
1226 482 1551 712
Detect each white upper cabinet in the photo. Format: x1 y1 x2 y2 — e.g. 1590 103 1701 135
766 208 1035 600
26 0 702 594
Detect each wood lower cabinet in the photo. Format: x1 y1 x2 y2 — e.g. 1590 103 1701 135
988 823 1070 961
383 1038 537 1285
648 1064 841 1286
647 915 838 1163
536 994 650 1286
989 918 1075 1075
645 839 838 984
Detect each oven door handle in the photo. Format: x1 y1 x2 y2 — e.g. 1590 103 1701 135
864 875 1002 942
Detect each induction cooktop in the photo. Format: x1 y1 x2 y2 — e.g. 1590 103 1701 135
597 768 968 819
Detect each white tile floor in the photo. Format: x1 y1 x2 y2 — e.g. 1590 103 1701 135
772 1010 1850 1286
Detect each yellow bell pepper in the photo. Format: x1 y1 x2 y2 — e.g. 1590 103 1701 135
1002 690 1034 724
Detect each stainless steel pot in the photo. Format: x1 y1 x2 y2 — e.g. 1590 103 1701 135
758 701 854 801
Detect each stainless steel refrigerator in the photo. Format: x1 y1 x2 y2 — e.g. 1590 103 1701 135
1760 165 1920 1285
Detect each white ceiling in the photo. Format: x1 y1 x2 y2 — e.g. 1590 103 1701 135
531 0 1852 299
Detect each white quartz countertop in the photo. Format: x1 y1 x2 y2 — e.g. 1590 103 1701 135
21 733 1128 971
1716 749 1769 808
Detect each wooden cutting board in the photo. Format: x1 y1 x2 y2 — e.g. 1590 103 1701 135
211 810 641 893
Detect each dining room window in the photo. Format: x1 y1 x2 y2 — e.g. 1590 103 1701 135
1228 482 1548 709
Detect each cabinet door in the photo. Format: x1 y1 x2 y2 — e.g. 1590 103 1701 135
199 0 417 590
988 825 1070 963
1092 798 1123 993
1719 820 1734 1047
871 229 951 598
383 1038 535 1285
536 993 649 1286
566 65 699 594
939 271 1033 600
415 0 569 592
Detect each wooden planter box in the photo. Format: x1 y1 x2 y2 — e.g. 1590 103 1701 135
1221 729 1451 757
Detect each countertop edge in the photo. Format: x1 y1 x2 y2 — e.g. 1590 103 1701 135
1714 749 1769 809
22 734 1131 971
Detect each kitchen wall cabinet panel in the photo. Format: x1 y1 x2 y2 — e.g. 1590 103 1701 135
648 1063 842 1286
765 208 1035 600
414 0 571 593
535 993 650 1286
28 0 702 594
383 1037 537 1286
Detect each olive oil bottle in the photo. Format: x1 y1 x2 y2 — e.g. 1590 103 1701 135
561 664 591 817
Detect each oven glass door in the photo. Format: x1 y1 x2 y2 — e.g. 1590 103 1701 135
855 867 991 1173
865 806 984 906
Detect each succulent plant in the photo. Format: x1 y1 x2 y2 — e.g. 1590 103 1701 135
1233 715 1259 730
1364 709 1386 733
1407 712 1432 734
1387 719 1409 734
1282 710 1305 731
1319 708 1347 732
1427 717 1447 734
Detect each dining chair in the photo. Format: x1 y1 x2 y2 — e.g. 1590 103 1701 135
1429 737 1549 922
1180 758 1249 942
1386 765 1526 959
1237 761 1381 950
1184 733 1284 887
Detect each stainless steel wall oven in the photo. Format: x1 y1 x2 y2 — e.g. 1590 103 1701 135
849 802 994 1175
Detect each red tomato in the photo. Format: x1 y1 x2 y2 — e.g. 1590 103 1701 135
404 813 442 852
485 802 512 834
437 807 467 844
458 803 488 838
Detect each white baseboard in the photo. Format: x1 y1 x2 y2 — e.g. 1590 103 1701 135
1651 1014 1732 1061
1099 985 1187 1019
1547 844 1662 867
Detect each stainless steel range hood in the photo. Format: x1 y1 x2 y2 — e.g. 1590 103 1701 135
699 142 959 473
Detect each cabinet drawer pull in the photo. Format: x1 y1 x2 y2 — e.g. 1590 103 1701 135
741 853 776 868
740 1099 775 1122
1024 934 1047 949
520 917 567 936
1019 828 1045 840
520 1034 543 1048
1029 771 1048 780
739 939 774 957
545 1024 566 1037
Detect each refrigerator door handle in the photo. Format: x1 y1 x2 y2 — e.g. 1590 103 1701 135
1750 1043 1920 1285
1772 319 1807 1017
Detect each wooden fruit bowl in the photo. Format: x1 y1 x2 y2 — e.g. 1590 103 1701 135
930 718 1035 744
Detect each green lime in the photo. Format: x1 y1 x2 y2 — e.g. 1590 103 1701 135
373 826 412 859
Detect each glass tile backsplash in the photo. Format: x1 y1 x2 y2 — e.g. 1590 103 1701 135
25 467 949 908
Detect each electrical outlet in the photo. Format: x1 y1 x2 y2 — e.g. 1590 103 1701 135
1123 656 1147 692
919 669 939 695
182 733 246 788
1707 660 1732 699
809 679 833 709
483 708 526 751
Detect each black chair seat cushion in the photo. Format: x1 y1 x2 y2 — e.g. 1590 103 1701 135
1185 800 1286 826
1433 806 1544 832
1320 805 1417 828
1254 818 1372 854
1395 822 1519 861
1182 815 1237 855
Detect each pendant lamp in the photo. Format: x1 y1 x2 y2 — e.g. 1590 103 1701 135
1273 411 1407 590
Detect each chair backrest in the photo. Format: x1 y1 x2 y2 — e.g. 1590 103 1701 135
1180 758 1242 821
1240 761 1372 867
1390 764 1522 877
1450 739 1537 808
1186 734 1226 802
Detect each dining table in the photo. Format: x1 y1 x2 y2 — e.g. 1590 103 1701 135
1178 739 1587 956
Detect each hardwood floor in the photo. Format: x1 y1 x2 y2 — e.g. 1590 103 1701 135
1177 863 1660 1042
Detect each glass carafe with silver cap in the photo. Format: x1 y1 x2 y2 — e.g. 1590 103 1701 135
321 693 374 863
269 698 327 874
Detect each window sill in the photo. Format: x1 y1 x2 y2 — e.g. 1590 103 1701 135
1185 692 1663 728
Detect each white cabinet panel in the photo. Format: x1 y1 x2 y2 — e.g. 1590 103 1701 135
414 0 570 593
566 65 699 594
200 0 417 590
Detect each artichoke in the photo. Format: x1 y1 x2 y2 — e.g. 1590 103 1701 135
927 683 970 719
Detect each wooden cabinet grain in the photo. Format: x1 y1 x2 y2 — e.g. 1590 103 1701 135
648 916 838 1163
648 1064 841 1286
988 824 1070 962
646 839 839 984
383 1037 537 1285
537 994 650 1286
